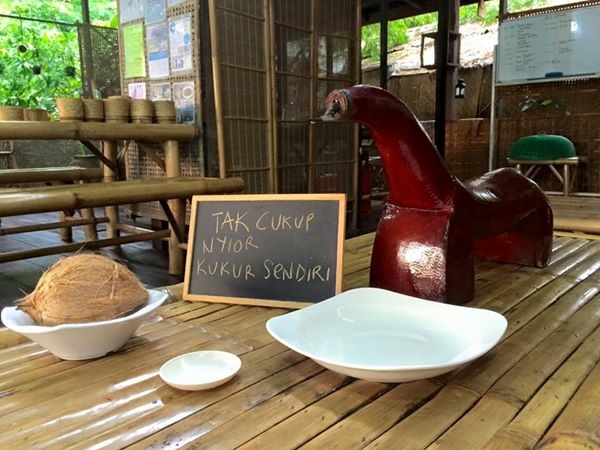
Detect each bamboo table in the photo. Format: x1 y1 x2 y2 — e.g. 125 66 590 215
1 233 599 449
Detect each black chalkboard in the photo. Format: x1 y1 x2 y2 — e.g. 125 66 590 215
183 194 346 308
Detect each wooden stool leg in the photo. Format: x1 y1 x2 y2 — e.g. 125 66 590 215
563 164 570 196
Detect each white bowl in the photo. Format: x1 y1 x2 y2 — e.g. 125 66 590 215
1 289 168 360
159 350 242 391
266 287 507 383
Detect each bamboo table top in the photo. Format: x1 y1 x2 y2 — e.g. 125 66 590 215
1 233 599 449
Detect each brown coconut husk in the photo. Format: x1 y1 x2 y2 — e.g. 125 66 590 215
17 254 148 326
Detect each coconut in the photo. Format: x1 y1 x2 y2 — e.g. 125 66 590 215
17 254 148 326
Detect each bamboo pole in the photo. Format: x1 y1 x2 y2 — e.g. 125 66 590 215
538 359 600 449
0 122 197 141
164 139 185 275
265 0 277 192
0 216 108 236
208 0 227 178
0 167 103 184
483 316 600 450
308 0 317 193
0 177 245 217
80 183 99 240
0 230 171 263
351 0 362 231
59 211 73 243
553 216 600 234
102 140 120 239
426 291 600 450
117 223 155 235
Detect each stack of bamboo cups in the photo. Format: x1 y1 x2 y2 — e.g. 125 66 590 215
0 106 24 121
104 96 131 123
24 108 50 121
56 98 84 121
54 97 178 124
153 100 176 124
82 99 104 122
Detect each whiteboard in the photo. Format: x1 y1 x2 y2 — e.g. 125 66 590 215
497 5 600 84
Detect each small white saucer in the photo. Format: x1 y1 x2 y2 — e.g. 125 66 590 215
159 350 241 391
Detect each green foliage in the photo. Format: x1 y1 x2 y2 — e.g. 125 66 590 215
0 0 116 115
0 18 81 113
361 0 550 61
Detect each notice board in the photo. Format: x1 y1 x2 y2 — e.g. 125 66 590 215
497 4 600 84
183 194 346 308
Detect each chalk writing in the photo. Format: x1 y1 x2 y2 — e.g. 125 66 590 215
185 195 345 305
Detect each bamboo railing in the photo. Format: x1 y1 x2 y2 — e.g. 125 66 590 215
0 167 103 184
0 121 197 141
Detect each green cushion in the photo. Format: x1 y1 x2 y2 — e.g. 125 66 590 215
509 134 576 161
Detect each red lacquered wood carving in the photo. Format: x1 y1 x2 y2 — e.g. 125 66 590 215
324 85 552 305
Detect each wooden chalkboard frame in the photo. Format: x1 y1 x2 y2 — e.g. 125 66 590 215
183 193 346 308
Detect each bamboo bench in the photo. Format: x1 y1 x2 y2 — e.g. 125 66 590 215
0 166 103 185
0 176 245 274
0 166 106 242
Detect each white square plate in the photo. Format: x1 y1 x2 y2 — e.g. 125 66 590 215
266 287 507 382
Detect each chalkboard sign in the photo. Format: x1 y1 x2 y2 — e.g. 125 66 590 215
497 4 600 84
183 194 346 308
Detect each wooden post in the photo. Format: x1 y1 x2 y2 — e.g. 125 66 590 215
165 139 185 275
446 0 460 121
102 140 120 239
434 0 450 158
266 0 277 193
308 0 318 193
208 0 227 179
379 0 389 90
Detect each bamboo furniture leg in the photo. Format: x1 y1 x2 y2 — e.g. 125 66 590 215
59 211 73 243
563 163 570 196
165 140 184 275
80 203 99 240
102 140 120 240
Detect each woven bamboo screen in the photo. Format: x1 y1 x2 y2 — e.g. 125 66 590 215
118 0 203 220
209 0 360 224
209 0 272 193
77 24 120 98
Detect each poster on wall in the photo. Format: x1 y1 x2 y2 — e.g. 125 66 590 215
122 23 146 78
172 81 195 124
146 22 170 79
120 0 144 23
128 82 147 99
145 0 166 24
168 15 193 74
149 82 172 100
